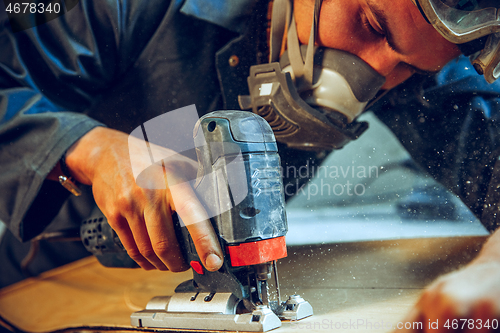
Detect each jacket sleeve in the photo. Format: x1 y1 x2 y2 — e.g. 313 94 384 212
372 56 500 232
0 0 174 241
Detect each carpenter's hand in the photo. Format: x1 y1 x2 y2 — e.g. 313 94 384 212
397 231 500 333
63 127 223 272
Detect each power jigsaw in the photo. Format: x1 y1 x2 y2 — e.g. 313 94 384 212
81 111 313 331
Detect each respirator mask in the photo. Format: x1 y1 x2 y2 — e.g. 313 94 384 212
238 0 386 151
411 0 500 83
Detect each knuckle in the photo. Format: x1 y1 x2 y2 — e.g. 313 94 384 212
115 189 136 211
175 199 199 217
152 239 175 258
115 190 129 206
192 232 212 248
105 211 120 223
137 245 156 260
143 188 166 205
106 212 126 230
151 240 187 272
126 248 144 261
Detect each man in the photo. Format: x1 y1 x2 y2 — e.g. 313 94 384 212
0 0 499 331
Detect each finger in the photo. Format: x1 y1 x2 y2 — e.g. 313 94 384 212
186 217 224 271
125 212 169 270
168 179 223 271
107 213 155 270
143 203 189 272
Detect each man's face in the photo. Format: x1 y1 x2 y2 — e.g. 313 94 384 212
294 0 462 89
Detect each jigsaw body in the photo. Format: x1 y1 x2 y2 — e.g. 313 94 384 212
82 111 313 331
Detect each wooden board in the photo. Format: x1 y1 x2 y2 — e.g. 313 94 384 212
0 236 487 333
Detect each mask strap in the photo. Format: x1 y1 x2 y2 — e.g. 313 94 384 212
304 0 322 85
287 13 305 77
269 0 292 63
286 0 323 86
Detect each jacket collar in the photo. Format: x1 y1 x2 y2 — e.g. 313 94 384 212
180 0 256 33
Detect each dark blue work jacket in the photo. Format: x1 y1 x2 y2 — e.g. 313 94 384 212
0 0 499 286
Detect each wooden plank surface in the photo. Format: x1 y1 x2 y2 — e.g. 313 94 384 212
0 236 487 333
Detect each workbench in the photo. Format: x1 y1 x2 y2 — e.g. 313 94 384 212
0 236 487 333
